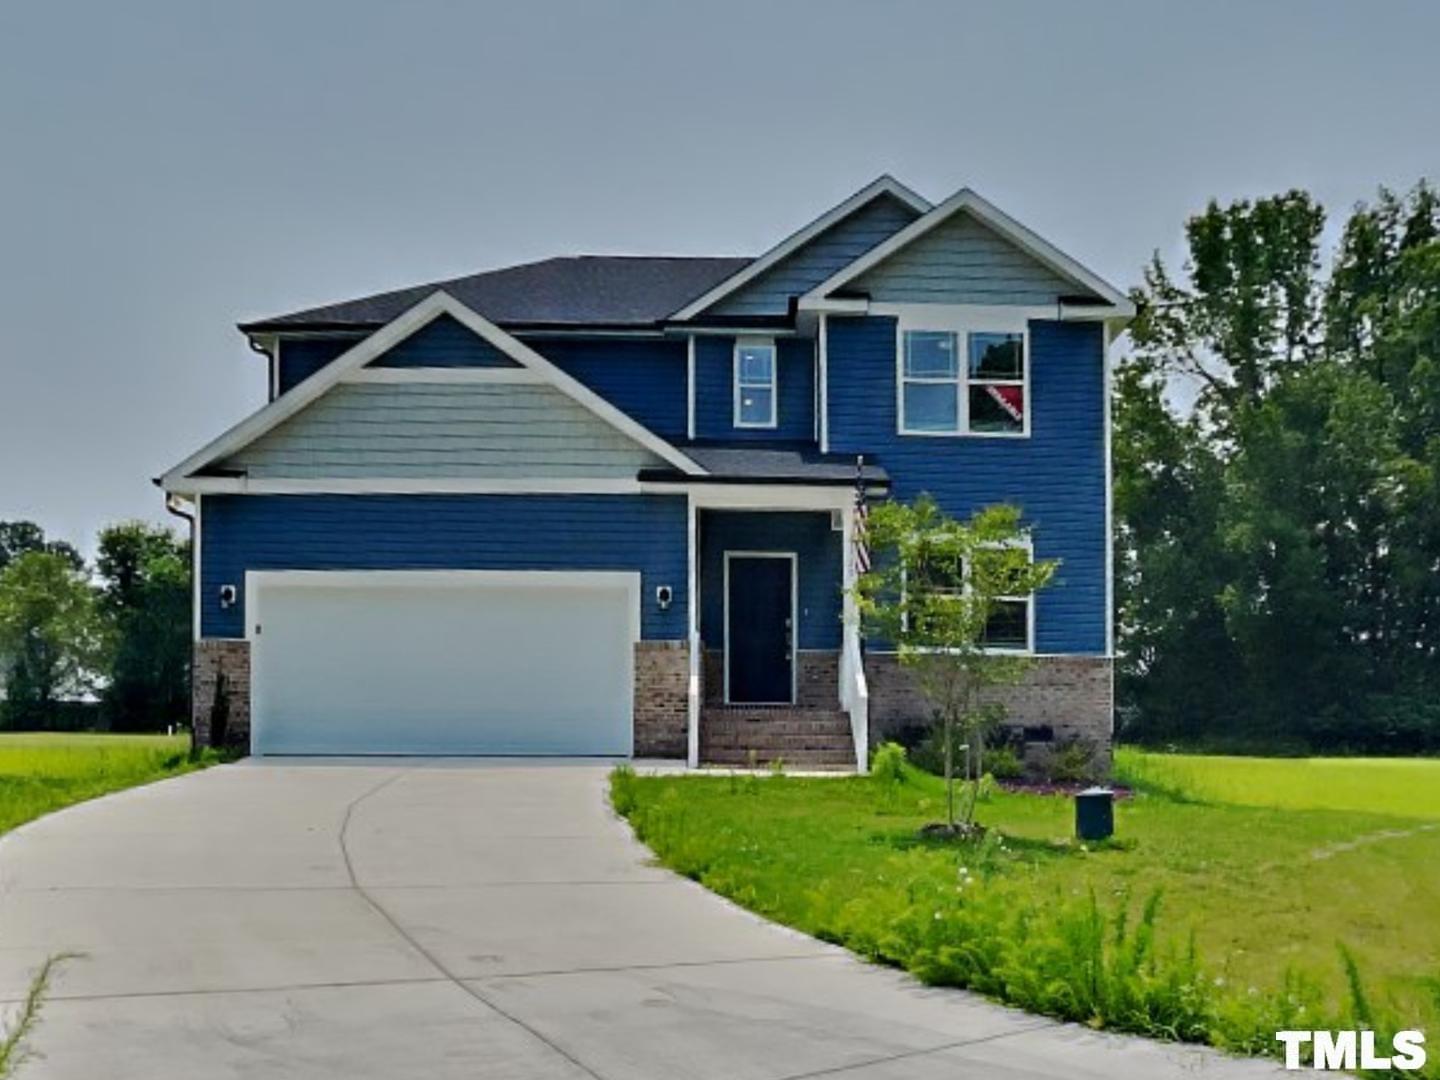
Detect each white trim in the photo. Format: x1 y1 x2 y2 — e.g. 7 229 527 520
722 551 799 706
343 366 545 385
798 187 1135 316
178 477 647 496
669 176 931 321
269 338 280 402
683 485 858 511
818 313 830 453
732 337 777 429
244 568 641 759
686 334 697 441
894 313 1032 440
191 494 202 642
1102 321 1115 659
686 495 700 768
161 291 706 492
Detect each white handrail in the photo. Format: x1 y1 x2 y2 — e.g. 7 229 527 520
843 634 869 773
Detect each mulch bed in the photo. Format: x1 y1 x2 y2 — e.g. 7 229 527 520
998 780 1134 799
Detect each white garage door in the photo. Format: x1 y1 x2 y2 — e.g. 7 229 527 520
249 571 638 756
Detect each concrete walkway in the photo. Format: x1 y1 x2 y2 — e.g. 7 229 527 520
0 760 1283 1079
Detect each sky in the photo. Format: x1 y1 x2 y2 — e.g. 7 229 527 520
2 0 1438 552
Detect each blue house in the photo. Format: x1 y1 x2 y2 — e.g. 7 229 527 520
160 176 1133 771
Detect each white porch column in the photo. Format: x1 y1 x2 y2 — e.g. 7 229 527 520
686 494 701 768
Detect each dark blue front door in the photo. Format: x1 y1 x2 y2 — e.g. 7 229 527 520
727 555 794 703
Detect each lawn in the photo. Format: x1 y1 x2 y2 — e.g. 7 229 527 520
612 751 1440 1070
0 732 210 838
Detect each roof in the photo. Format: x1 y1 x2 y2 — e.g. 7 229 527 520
239 256 753 333
641 444 890 486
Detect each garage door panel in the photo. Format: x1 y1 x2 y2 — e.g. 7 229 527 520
251 575 635 756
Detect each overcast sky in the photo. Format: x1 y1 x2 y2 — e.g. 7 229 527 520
2 1 1437 551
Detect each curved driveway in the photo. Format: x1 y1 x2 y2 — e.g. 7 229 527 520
0 761 1281 1079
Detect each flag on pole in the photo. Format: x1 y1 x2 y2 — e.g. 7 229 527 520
853 454 871 574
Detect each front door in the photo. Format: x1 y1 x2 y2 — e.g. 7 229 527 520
726 554 794 704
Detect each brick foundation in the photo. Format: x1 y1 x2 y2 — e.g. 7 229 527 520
193 639 251 751
865 654 1114 777
702 649 841 708
633 640 689 758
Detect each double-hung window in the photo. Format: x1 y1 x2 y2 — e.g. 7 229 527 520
905 541 1035 653
899 325 1027 436
734 339 777 428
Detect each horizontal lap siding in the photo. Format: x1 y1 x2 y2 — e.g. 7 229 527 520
827 316 1105 654
709 194 920 317
221 384 662 478
854 213 1078 306
694 337 815 442
372 314 518 367
200 494 688 640
699 511 842 649
278 338 358 395
540 338 687 439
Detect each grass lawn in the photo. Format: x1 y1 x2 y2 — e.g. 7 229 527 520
613 751 1440 1068
0 732 212 838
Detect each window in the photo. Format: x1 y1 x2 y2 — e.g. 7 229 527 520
899 327 1027 436
734 339 776 428
904 542 1035 653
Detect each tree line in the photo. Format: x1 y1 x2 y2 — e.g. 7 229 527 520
0 521 189 731
1116 182 1440 751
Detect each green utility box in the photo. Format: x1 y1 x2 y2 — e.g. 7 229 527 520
1075 786 1115 842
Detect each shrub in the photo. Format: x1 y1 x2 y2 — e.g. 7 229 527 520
1049 738 1100 783
980 745 1024 780
870 742 908 786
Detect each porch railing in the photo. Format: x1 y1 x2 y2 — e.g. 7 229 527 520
840 633 869 773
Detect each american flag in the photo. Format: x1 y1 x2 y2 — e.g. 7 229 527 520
853 454 871 574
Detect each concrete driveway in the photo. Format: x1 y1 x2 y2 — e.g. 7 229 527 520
0 761 1281 1079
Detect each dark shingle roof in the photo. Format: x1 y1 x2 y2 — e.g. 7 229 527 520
239 256 753 333
643 445 890 486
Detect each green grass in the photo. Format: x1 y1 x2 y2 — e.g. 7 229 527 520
612 754 1440 1071
0 732 216 837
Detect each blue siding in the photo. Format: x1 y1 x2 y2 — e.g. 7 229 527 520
827 316 1106 654
200 494 688 640
699 511 842 650
694 337 815 442
710 194 920 317
278 338 357 395
541 338 687 439
373 314 517 368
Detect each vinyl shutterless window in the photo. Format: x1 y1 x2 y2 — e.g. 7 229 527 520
734 339 777 428
899 328 1026 436
905 544 1035 653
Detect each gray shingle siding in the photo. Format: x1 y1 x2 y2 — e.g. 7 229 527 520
851 212 1085 306
220 383 664 478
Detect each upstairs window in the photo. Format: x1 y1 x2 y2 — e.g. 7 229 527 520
899 326 1027 437
734 339 777 428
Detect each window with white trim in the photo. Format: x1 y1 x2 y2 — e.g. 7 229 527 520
899 328 1027 436
734 339 777 428
905 543 1035 653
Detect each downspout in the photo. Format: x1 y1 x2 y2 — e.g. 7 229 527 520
248 335 278 401
163 490 198 754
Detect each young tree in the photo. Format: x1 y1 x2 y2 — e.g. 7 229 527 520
95 522 191 731
0 552 105 728
854 497 1056 833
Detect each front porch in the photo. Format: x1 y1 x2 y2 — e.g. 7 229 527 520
680 488 872 771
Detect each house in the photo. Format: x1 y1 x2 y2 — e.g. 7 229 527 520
159 176 1133 771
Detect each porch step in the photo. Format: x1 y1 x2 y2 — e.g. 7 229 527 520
700 707 856 770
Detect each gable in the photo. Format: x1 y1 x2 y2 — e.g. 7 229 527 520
217 381 667 479
849 210 1086 306
709 193 923 317
369 312 518 368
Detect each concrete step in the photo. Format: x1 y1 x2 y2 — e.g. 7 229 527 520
702 746 857 768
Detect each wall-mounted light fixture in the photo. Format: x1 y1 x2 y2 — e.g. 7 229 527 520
218 584 238 609
655 584 673 611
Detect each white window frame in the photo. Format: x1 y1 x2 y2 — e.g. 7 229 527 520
733 337 778 429
893 310 1031 439
900 535 1036 655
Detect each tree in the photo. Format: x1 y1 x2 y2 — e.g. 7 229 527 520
95 522 191 731
0 521 81 575
854 498 1056 832
0 552 105 728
